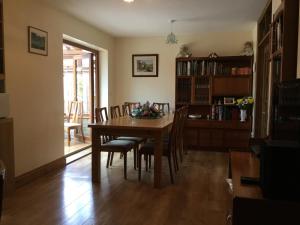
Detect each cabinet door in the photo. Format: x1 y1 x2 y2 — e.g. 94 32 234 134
210 129 224 147
184 128 198 148
198 129 211 147
224 130 250 148
212 76 252 96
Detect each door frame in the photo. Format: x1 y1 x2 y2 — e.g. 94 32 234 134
63 39 100 123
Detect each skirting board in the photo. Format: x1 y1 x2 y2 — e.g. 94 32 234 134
15 157 66 188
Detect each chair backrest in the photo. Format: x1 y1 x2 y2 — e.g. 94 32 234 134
95 107 108 123
95 107 111 143
110 105 122 119
124 102 140 114
153 102 170 114
122 104 130 116
177 106 188 142
168 108 181 153
67 101 83 124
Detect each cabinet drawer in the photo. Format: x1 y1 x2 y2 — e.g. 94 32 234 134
212 76 252 96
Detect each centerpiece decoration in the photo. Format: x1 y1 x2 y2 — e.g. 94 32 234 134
130 101 162 119
235 96 254 122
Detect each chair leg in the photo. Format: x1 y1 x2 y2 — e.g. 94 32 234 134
149 155 151 169
145 154 148 172
168 155 174 184
110 152 114 166
67 128 71 146
133 147 137 170
124 152 127 180
138 152 142 181
106 152 111 168
173 148 179 172
81 125 85 143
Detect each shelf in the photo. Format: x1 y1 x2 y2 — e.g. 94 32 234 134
271 48 283 59
213 74 252 78
176 76 192 79
258 30 271 47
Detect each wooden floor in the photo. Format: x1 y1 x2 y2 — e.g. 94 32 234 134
2 151 230 225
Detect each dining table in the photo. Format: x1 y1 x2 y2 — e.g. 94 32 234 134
88 113 174 188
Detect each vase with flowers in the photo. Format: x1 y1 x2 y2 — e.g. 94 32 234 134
130 101 162 119
235 96 254 122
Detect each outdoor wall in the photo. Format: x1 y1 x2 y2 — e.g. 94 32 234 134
4 0 115 176
114 31 253 109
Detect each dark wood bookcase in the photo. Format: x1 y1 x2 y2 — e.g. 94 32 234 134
0 0 4 93
269 0 299 139
175 56 253 150
255 0 272 139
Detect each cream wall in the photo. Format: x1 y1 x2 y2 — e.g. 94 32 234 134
4 0 115 176
115 31 252 108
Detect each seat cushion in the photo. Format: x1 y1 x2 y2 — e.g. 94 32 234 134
101 140 135 152
117 136 145 143
139 141 169 155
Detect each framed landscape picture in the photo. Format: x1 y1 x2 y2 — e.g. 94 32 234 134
28 26 48 56
132 54 158 77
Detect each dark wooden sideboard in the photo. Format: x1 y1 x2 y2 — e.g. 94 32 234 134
229 151 300 225
184 120 251 150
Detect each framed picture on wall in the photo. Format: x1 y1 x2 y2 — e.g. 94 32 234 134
28 26 48 56
132 54 158 77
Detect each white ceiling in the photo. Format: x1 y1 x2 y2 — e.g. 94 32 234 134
42 0 268 37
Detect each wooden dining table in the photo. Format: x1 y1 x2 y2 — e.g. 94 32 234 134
88 114 174 188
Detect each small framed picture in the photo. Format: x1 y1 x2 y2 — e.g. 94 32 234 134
224 97 235 105
132 54 158 77
28 26 48 56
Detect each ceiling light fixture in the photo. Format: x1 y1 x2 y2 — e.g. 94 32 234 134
123 0 134 3
166 19 178 44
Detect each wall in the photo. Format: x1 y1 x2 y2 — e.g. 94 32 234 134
115 31 252 108
4 0 115 176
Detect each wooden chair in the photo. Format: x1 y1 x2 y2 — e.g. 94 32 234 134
110 105 145 169
124 102 140 114
95 107 135 179
64 101 85 146
122 104 130 116
153 102 170 114
137 107 182 184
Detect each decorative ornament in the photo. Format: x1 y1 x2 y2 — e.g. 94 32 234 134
177 45 192 57
166 20 178 44
241 41 254 56
208 52 218 58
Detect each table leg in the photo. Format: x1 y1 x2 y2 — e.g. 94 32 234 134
92 129 101 183
154 132 163 188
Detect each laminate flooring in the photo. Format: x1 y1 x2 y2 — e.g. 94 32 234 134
1 151 230 225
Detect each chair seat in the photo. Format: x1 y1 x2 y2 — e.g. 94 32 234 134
101 139 135 152
139 141 169 155
117 136 145 143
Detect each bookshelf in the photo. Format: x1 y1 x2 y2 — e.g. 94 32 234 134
175 55 253 150
0 0 4 93
270 0 299 139
255 1 272 138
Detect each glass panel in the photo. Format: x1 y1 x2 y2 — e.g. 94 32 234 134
63 58 75 114
76 55 91 137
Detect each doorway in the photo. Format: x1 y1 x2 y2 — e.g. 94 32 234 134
63 40 99 156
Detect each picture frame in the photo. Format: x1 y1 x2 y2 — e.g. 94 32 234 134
132 54 158 77
224 97 235 105
28 26 48 56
